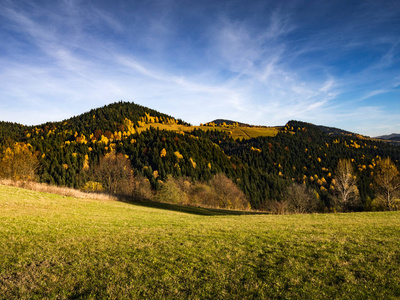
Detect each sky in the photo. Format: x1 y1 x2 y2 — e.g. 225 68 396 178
0 0 399 137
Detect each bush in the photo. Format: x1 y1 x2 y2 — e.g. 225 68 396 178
132 175 153 200
209 174 250 210
371 195 400 211
189 182 213 207
263 200 289 215
156 175 187 204
81 181 104 193
153 174 250 210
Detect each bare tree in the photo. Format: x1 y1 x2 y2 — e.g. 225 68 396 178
285 183 319 213
374 157 400 211
95 152 134 195
334 159 359 211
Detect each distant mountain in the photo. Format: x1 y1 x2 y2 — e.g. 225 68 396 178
375 133 400 141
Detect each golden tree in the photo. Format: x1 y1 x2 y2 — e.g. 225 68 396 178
0 142 38 181
374 157 400 210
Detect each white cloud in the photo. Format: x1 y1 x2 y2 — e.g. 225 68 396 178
0 0 398 136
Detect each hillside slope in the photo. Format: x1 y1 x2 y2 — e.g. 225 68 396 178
0 185 400 299
1 102 400 210
1 184 400 299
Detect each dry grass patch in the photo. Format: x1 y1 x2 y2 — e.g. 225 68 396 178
0 179 118 201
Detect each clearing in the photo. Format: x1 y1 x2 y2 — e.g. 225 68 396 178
136 123 280 140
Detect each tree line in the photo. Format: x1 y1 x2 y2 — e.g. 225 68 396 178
1 103 399 212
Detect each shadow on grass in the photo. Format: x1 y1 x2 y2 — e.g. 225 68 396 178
117 196 268 216
0 180 268 217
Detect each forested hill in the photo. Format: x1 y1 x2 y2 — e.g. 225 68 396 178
0 102 188 141
1 101 399 211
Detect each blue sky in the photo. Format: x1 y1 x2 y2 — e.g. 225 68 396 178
0 0 399 136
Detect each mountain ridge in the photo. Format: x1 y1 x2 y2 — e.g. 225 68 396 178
1 101 389 140
375 133 400 140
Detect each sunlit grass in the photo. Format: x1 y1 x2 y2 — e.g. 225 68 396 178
1 184 400 299
136 123 280 140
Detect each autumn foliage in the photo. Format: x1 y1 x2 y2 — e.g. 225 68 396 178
0 142 38 181
373 157 400 210
95 152 134 195
156 174 250 210
1 103 400 213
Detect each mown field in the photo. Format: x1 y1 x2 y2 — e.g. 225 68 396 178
137 123 280 140
1 184 400 299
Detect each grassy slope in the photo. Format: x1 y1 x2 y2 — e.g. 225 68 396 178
1 185 400 299
136 123 280 140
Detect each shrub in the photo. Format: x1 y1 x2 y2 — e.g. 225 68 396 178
156 175 187 204
263 200 289 215
81 181 104 193
209 174 250 210
189 182 213 207
132 175 153 200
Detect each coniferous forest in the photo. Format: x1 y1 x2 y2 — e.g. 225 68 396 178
1 101 399 212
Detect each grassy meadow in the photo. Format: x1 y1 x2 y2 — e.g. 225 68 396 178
1 184 400 299
137 123 280 140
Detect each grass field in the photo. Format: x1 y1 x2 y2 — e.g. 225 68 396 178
137 123 280 140
1 184 400 299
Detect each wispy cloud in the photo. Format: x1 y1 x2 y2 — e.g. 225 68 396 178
0 0 399 136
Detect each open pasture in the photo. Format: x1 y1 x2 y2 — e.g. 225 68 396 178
0 184 399 299
136 123 280 140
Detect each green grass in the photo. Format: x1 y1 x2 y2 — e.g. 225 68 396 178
1 184 400 299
